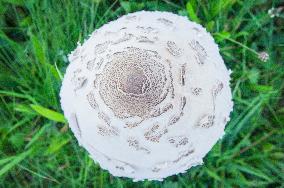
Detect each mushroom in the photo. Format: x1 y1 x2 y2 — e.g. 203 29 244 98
60 11 233 181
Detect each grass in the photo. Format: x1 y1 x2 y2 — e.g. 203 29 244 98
0 0 283 187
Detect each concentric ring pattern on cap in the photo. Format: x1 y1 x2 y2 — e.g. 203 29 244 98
60 11 233 181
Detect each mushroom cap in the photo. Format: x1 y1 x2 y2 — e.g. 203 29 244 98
60 11 233 181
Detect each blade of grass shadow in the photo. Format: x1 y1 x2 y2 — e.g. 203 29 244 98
18 164 59 183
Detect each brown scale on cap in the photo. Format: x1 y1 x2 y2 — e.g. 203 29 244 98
188 40 208 65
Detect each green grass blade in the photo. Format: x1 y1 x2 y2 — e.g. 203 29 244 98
30 104 66 123
0 148 34 178
186 2 200 23
25 123 51 149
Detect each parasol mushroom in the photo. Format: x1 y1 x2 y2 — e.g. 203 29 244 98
60 11 233 181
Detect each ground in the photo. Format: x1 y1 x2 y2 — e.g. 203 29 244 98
0 0 283 187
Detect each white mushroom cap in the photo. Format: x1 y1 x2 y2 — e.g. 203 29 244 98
60 11 233 181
